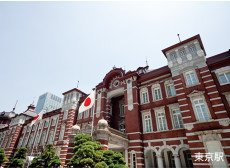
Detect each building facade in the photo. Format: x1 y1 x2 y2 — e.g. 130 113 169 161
0 34 230 168
35 92 62 114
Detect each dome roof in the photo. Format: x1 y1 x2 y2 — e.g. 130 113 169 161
98 118 108 127
72 124 80 131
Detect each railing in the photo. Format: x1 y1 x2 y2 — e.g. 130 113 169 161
108 127 128 139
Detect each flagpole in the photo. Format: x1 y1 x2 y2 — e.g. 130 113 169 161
90 88 96 136
90 104 95 136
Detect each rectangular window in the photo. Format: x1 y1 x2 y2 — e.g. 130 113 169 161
78 112 82 119
84 109 89 118
90 108 94 117
143 113 152 133
156 111 167 131
171 53 177 61
142 92 149 104
153 88 162 101
172 109 183 129
193 99 210 121
166 84 176 97
179 49 186 57
189 45 196 53
185 70 198 86
132 153 136 168
218 72 230 84
120 104 125 116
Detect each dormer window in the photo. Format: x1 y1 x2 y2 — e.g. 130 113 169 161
179 49 186 57
189 45 196 53
170 52 177 61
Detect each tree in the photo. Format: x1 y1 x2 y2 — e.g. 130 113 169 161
29 144 61 168
0 148 8 167
8 147 28 168
67 134 128 168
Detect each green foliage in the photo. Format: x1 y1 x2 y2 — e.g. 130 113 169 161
0 148 8 166
29 144 61 168
8 147 28 168
48 155 62 167
68 134 128 168
95 161 108 168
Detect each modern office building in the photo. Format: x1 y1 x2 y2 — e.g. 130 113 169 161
35 92 62 114
0 34 230 168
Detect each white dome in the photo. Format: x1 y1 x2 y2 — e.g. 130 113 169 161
98 118 108 127
72 124 80 131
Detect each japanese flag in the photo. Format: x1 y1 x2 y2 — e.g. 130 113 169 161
30 110 45 127
79 90 96 113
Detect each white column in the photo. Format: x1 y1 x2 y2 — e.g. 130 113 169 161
174 154 182 168
125 149 128 167
156 155 164 168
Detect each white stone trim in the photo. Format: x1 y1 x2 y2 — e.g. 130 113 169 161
181 110 190 113
205 85 216 89
186 132 195 136
215 110 227 114
182 116 192 119
175 87 183 91
201 74 211 78
179 104 188 107
212 104 224 107
174 83 182 86
188 140 201 143
128 146 144 148
221 129 230 133
193 163 210 165
129 140 142 143
178 98 186 101
207 91 218 95
210 97 221 101
190 147 206 150
177 92 185 96
143 137 187 143
173 78 181 82
127 132 142 135
200 70 209 74
204 79 214 83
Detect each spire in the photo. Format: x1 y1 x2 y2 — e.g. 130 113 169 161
32 96 36 105
177 34 181 42
77 80 79 88
12 100 18 112
146 56 148 66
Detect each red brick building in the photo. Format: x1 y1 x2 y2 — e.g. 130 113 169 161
0 34 230 168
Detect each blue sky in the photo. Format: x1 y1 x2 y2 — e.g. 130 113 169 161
0 1 229 113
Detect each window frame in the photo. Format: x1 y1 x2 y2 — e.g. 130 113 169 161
152 84 163 101
155 108 168 131
189 44 196 53
179 48 186 57
140 87 149 104
165 83 176 98
192 98 211 122
215 66 230 86
84 109 89 118
142 111 153 133
184 70 199 86
217 71 230 85
188 93 211 122
120 104 125 117
171 108 184 129
78 112 83 119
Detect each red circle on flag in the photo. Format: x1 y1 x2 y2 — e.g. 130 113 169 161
84 97 91 107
